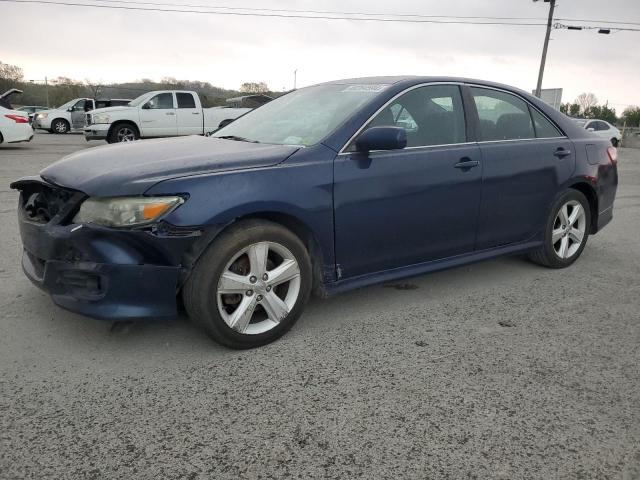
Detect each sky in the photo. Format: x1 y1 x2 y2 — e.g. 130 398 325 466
2 0 640 111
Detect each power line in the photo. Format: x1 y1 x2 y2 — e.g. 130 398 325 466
0 0 548 24
3 0 639 31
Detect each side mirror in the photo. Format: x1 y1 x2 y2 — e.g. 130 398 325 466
218 118 234 129
587 127 595 132
355 126 407 152
142 103 151 110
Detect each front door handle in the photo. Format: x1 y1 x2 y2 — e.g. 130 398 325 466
454 159 480 171
166 112 175 116
554 148 571 158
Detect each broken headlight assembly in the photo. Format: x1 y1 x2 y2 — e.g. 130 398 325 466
73 196 184 227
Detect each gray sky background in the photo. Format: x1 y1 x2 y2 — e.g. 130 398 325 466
2 0 640 111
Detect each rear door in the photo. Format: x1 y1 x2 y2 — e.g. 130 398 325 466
468 86 576 249
333 84 483 278
175 92 202 136
139 92 177 137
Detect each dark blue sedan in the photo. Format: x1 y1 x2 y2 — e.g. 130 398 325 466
11 77 618 348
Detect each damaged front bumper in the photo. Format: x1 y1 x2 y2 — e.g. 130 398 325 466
12 177 202 321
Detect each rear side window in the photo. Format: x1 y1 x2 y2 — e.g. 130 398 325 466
177 93 196 109
471 87 535 141
530 108 562 138
359 84 466 148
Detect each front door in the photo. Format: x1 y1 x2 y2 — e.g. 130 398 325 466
70 99 88 130
468 86 576 249
139 92 178 137
333 84 483 278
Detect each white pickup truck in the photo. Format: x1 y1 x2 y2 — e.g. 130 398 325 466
84 90 251 143
33 98 131 133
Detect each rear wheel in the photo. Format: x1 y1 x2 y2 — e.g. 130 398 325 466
51 119 69 134
528 190 591 268
183 220 312 349
108 123 139 143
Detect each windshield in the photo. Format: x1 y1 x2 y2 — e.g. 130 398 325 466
213 83 388 146
128 93 153 107
56 99 77 110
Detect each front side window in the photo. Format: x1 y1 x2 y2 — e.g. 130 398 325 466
72 100 87 111
471 87 535 141
146 93 174 110
177 93 196 109
352 84 466 149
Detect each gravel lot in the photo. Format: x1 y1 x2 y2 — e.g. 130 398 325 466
1 133 639 479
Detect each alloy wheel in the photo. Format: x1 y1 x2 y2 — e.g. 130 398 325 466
116 127 136 142
216 241 301 335
552 200 586 259
54 121 67 133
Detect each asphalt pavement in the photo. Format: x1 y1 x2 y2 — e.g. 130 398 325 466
1 132 639 479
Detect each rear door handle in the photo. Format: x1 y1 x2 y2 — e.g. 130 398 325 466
166 112 175 116
454 159 480 171
192 112 201 115
554 148 571 158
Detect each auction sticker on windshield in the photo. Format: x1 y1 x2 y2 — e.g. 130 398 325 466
341 84 390 93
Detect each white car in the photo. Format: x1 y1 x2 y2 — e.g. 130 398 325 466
575 119 622 147
84 90 251 143
0 89 33 144
33 98 132 134
0 108 33 144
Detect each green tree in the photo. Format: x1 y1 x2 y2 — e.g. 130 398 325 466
569 103 581 117
622 106 640 127
240 82 269 94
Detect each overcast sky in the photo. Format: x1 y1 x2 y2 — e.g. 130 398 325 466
3 0 640 110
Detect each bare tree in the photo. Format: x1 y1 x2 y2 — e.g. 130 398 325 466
240 82 269 94
575 93 598 114
85 79 103 99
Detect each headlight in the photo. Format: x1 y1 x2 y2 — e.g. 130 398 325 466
92 113 111 124
73 196 184 227
37 113 48 119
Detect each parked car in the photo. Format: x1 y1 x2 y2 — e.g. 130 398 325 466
84 90 251 143
0 89 33 144
15 105 49 123
11 76 618 348
574 118 621 147
32 98 132 133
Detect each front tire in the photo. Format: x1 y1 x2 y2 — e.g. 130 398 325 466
528 189 591 268
107 123 139 143
183 220 312 349
611 138 619 148
51 119 69 134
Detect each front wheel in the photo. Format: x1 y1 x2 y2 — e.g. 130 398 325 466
51 119 69 134
528 190 591 268
108 123 139 143
183 220 312 349
611 138 619 148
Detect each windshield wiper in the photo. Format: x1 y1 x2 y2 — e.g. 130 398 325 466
216 135 260 143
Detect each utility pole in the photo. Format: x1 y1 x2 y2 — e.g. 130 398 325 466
535 0 556 98
44 76 49 107
293 69 297 90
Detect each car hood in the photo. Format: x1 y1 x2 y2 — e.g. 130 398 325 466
39 135 300 196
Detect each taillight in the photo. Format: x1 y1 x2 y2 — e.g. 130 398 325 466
607 146 618 165
4 114 29 124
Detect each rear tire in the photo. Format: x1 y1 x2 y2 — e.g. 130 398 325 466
183 220 312 349
528 189 591 268
51 119 69 134
107 123 139 143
